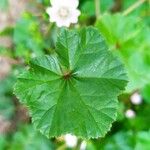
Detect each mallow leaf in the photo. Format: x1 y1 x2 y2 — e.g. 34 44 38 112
14 27 127 139
95 13 150 92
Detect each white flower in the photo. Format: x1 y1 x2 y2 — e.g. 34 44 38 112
125 109 136 119
64 134 77 148
46 0 80 27
130 92 142 105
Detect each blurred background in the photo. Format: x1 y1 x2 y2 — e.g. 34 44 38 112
0 0 150 149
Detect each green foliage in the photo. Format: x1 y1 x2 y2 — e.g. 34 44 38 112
102 131 134 150
0 67 21 119
0 135 7 150
129 105 150 131
123 0 150 18
0 0 150 148
0 72 16 95
87 131 150 150
13 13 45 59
0 47 12 57
14 27 127 139
141 84 150 103
10 125 54 150
135 131 150 150
80 1 95 16
0 96 15 119
95 13 150 92
80 0 114 17
36 0 50 6
0 0 8 10
0 27 13 37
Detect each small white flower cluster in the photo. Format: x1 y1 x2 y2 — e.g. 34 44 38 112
64 134 87 149
46 0 80 27
64 134 77 148
125 92 142 119
125 109 135 119
130 92 142 105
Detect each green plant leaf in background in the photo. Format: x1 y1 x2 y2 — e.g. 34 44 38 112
10 125 54 150
0 27 13 37
14 27 127 139
0 96 15 120
80 0 114 17
141 84 150 104
0 70 16 95
0 67 22 119
88 131 150 150
13 13 45 58
135 131 150 150
123 0 150 21
102 131 134 150
0 135 7 150
0 0 8 10
95 13 150 92
36 0 50 6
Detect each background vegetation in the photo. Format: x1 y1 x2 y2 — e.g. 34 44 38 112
0 0 150 149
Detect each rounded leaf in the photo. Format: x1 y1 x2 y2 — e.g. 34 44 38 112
14 27 128 139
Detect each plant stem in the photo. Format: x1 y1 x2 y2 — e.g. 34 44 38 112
123 0 147 16
95 0 100 19
75 139 82 150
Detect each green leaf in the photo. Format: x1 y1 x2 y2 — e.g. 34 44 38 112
10 125 54 150
102 131 135 150
13 13 45 57
0 67 19 119
0 0 8 10
89 131 150 150
0 96 15 119
123 0 150 18
95 13 150 92
14 27 127 139
141 84 150 103
0 135 7 150
135 131 150 150
80 0 114 16
0 27 13 37
36 0 50 6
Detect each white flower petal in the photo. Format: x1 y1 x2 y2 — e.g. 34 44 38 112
56 20 64 27
56 19 70 27
64 0 79 8
51 0 79 8
64 134 77 148
46 7 58 22
63 22 70 27
125 109 135 119
47 0 80 27
50 0 60 6
46 7 50 14
130 92 142 105
70 9 80 23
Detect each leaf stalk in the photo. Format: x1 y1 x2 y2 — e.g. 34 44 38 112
123 0 147 16
95 0 100 19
